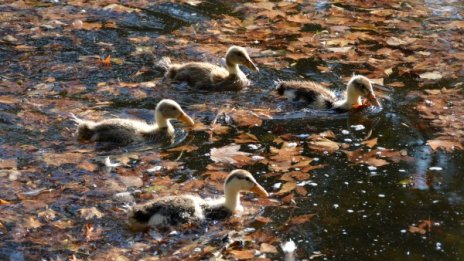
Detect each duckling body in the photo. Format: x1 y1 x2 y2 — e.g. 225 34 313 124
162 46 258 91
72 99 194 145
128 169 268 230
276 75 381 111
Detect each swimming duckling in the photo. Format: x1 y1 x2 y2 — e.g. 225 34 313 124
161 46 259 91
276 75 381 111
128 169 268 230
71 99 194 144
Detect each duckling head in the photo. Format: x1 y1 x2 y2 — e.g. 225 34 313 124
225 46 259 72
346 75 381 107
155 99 195 128
223 169 268 212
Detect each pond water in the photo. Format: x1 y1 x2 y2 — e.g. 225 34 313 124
0 0 463 260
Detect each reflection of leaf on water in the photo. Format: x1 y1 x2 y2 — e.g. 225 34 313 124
344 148 412 167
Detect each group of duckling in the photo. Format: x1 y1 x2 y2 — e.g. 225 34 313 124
71 45 382 231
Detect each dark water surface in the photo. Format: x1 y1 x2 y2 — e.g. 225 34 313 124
0 0 463 260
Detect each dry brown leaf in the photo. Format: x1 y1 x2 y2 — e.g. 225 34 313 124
280 171 310 182
289 214 315 225
362 138 378 148
260 243 278 254
419 71 442 80
229 109 263 127
229 250 255 260
24 216 42 229
0 199 12 205
276 182 297 195
210 144 251 165
308 138 339 153
255 216 272 223
287 14 311 24
234 133 258 144
79 207 104 220
167 145 199 152
427 139 463 152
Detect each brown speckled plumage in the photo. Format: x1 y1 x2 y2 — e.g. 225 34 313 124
71 99 194 145
275 75 381 111
127 170 268 230
162 46 258 91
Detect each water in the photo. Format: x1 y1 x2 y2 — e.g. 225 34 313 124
0 0 463 260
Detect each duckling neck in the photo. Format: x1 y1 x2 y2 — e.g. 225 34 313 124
155 111 172 129
335 90 363 109
226 62 241 76
224 187 241 212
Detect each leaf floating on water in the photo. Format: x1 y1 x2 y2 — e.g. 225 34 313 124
260 243 278 253
229 250 255 260
362 137 378 148
234 132 258 144
276 182 297 195
85 223 93 241
419 71 442 80
79 207 104 220
289 214 316 225
427 139 463 152
210 144 251 165
228 109 263 127
0 199 12 205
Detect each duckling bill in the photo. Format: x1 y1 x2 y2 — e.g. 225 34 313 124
127 169 268 230
71 99 194 145
160 46 259 91
276 75 381 111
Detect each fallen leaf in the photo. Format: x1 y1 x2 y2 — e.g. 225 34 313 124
255 216 272 223
362 138 378 148
276 182 297 195
79 207 104 220
260 243 278 253
427 139 463 152
326 46 353 53
229 250 255 260
210 144 251 165
289 214 315 225
0 199 12 205
234 133 258 144
419 71 442 80
229 109 263 127
167 145 199 152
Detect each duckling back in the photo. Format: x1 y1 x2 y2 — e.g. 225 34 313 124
276 80 337 109
128 195 206 230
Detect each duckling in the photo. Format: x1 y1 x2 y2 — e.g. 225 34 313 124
71 99 194 145
160 46 259 91
276 75 381 111
128 169 268 230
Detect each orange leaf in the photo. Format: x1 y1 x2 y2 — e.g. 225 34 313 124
85 223 93 241
0 199 12 205
289 214 316 225
276 182 297 195
229 250 255 260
